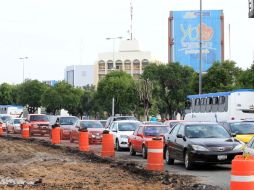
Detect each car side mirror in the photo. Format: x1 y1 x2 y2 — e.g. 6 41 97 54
112 129 117 132
176 134 183 138
137 134 143 138
231 133 236 137
75 125 80 129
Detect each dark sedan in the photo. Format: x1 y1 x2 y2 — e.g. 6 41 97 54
165 122 244 170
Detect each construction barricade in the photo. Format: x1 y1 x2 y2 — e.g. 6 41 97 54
51 123 60 144
101 130 115 158
22 123 30 138
0 122 3 136
79 127 89 152
231 155 254 190
146 137 164 171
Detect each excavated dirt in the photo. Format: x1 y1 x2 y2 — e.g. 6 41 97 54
0 137 222 190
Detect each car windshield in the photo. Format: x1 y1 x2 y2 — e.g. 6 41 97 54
59 117 78 125
229 122 254 134
14 119 23 124
30 115 49 121
100 120 106 127
1 116 12 123
80 121 103 128
185 124 230 138
144 126 169 136
118 122 140 131
114 116 137 121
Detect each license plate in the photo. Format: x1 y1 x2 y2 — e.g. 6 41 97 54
217 155 227 160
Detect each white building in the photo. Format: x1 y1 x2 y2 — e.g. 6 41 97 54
95 39 151 84
64 65 95 87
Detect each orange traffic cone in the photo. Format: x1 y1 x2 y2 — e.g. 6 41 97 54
51 123 60 144
22 123 30 138
146 137 164 171
230 155 254 190
79 128 89 152
0 122 3 136
101 130 115 158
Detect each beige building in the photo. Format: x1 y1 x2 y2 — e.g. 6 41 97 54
95 39 151 84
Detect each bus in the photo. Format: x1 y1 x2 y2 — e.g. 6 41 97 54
0 105 24 118
184 89 254 122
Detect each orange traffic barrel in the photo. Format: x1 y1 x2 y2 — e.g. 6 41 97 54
22 123 30 138
79 128 89 152
146 137 164 171
0 122 3 136
231 155 254 190
51 123 60 144
101 130 115 158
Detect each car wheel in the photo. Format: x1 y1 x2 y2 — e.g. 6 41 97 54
116 139 122 151
142 145 147 159
129 144 136 156
165 148 174 165
184 151 194 170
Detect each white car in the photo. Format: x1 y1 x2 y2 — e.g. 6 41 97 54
109 120 141 151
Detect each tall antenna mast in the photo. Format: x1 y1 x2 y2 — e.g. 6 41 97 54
130 0 133 40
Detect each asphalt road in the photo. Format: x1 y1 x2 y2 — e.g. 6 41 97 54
115 151 231 190
3 133 231 190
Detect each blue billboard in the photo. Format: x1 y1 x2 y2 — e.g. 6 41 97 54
172 10 223 72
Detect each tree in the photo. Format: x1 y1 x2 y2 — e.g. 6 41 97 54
142 63 195 118
0 83 15 105
202 60 242 93
238 64 254 88
41 87 62 115
136 79 153 121
96 71 138 115
17 80 48 113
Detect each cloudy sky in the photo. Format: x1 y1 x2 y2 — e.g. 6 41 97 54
0 0 253 84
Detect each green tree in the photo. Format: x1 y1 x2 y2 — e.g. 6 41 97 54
17 80 48 113
53 81 83 116
238 64 254 88
142 63 195 118
135 79 153 121
202 60 242 93
96 71 138 115
0 83 15 105
41 87 62 115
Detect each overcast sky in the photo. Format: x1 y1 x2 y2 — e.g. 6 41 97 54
0 0 253 84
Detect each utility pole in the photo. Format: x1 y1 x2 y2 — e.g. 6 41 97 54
199 0 203 94
19 57 28 83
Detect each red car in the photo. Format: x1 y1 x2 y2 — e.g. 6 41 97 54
27 114 50 136
70 120 104 144
128 124 170 159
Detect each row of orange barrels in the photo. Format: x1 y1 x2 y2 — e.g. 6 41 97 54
0 123 164 172
1 123 254 189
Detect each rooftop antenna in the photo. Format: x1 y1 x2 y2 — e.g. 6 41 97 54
130 0 133 40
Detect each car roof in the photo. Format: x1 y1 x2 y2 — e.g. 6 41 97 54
181 121 219 125
139 124 167 127
113 120 141 123
80 120 100 122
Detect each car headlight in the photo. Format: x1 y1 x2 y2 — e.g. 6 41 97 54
92 134 95 138
192 145 209 151
120 135 129 139
233 144 245 150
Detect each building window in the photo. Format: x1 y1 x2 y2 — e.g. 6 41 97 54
115 60 123 70
107 60 113 70
133 59 140 73
66 70 74 86
124 60 131 70
142 59 149 70
99 74 105 80
98 60 105 70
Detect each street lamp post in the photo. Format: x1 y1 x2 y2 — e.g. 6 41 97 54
106 37 123 116
199 0 203 95
19 57 28 83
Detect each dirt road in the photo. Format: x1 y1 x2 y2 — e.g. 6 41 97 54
0 137 221 190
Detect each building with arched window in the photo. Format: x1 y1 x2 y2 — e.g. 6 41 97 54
95 39 151 84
